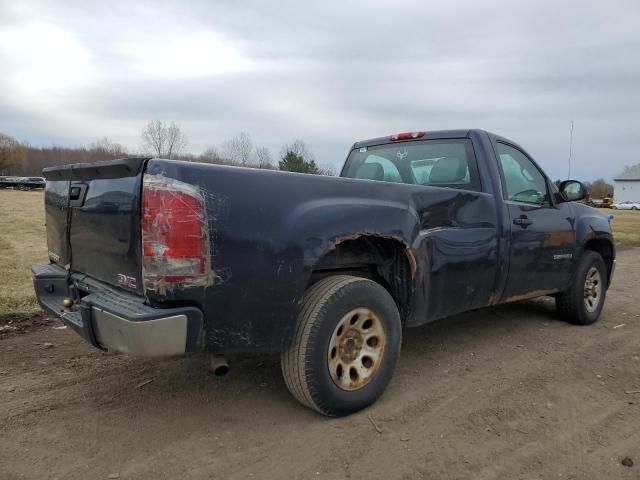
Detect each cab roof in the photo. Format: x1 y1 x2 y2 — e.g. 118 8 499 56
353 129 474 149
351 129 528 157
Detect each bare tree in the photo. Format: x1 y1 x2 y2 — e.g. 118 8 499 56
0 133 25 175
317 164 336 176
280 139 315 163
200 146 227 164
222 132 253 166
141 120 165 157
166 122 187 159
255 146 273 168
588 178 614 199
89 137 127 157
141 120 188 159
279 139 319 174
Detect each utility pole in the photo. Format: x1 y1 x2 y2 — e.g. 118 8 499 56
567 120 574 179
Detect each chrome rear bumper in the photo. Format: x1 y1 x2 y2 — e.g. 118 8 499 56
92 308 188 356
32 263 204 357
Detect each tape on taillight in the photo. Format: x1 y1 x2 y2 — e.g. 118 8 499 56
142 174 210 294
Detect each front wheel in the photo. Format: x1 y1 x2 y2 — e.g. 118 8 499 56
556 250 607 325
281 275 402 416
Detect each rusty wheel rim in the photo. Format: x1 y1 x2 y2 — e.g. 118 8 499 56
327 307 386 391
583 266 602 313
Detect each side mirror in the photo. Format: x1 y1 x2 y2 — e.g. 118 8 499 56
559 180 587 202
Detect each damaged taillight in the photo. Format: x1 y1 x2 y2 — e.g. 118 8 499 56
141 174 210 294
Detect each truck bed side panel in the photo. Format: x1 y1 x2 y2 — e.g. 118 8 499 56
145 159 500 352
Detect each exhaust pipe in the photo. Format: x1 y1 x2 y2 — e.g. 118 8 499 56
209 354 229 376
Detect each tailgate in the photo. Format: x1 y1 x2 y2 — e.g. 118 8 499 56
43 158 148 294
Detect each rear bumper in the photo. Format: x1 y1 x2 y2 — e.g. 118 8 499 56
32 263 204 356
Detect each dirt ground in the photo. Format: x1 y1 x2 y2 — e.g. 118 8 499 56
1 249 639 480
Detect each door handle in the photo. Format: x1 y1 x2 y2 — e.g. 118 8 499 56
513 215 533 228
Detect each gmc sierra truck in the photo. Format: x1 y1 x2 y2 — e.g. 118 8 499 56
33 129 615 416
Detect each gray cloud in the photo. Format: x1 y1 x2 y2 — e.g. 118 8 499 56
1 0 639 179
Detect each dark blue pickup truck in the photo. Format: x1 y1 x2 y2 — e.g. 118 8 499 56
33 129 615 416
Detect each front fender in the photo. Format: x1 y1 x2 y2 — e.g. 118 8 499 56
572 203 615 285
574 204 614 253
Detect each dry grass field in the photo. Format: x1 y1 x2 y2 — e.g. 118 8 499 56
0 190 47 316
0 189 639 316
610 208 640 245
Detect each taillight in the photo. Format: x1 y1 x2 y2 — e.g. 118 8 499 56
141 174 210 294
389 131 425 141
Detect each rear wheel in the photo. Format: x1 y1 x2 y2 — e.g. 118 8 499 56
556 250 607 325
281 275 401 416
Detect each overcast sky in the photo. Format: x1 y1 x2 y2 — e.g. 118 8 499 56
1 0 639 180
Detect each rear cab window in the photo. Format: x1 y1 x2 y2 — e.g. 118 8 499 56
342 139 482 192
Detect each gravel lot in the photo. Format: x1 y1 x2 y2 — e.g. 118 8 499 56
1 248 639 480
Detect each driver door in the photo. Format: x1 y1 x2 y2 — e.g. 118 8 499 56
497 142 576 301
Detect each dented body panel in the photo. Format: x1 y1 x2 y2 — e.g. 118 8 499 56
35 130 615 355
145 155 502 351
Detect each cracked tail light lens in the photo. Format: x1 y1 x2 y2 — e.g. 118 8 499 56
142 175 209 294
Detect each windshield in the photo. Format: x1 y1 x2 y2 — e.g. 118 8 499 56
342 139 481 191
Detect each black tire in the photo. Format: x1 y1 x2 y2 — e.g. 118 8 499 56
632 206 638 211
556 250 607 325
281 275 402 416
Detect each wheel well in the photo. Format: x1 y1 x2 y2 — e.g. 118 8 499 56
584 238 614 280
309 236 415 321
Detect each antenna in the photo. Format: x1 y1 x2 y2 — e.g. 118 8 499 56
567 120 574 179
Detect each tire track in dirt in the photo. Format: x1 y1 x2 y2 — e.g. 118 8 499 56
1 248 638 479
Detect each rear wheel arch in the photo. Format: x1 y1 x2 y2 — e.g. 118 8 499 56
308 235 416 322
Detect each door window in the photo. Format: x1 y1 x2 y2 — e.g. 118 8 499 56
497 143 548 205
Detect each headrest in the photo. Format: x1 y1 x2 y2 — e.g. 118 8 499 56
357 163 384 181
429 157 468 183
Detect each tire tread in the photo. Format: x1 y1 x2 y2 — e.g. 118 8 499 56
556 250 606 325
281 275 361 415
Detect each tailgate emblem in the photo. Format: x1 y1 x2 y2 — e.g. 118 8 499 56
117 274 137 289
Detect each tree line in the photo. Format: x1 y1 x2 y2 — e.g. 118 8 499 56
582 179 614 199
0 120 334 177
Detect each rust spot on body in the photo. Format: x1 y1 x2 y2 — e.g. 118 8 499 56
405 249 417 278
330 231 406 251
503 289 561 303
543 231 574 247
